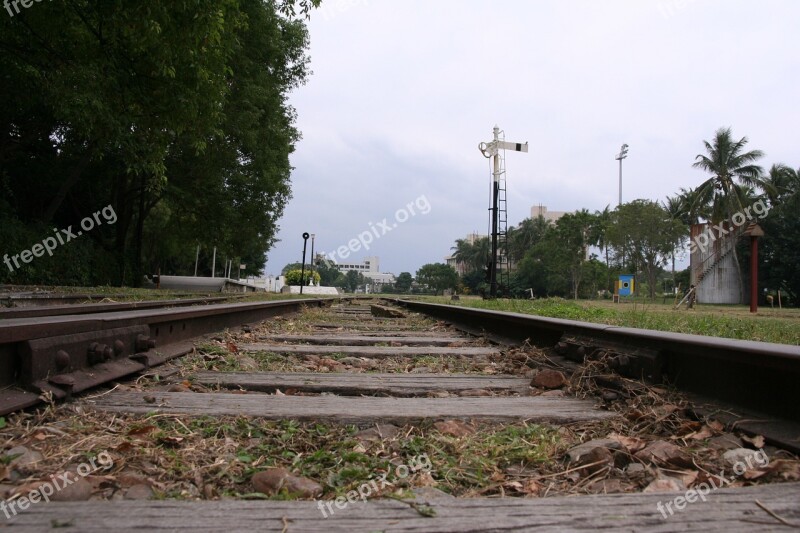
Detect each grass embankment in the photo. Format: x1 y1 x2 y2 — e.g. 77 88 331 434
408 296 800 346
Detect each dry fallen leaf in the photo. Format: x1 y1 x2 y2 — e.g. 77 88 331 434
743 468 770 481
685 425 714 441
766 460 800 481
490 471 506 483
416 471 438 487
673 470 699 487
158 436 184 447
643 478 682 493
742 434 765 449
522 479 541 496
127 425 157 438
607 432 647 453
656 404 681 416
504 481 524 492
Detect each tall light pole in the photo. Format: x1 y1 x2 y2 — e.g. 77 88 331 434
615 143 629 206
309 234 316 284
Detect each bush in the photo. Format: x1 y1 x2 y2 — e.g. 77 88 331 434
285 269 321 286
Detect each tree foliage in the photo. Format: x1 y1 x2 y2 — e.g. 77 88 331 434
692 127 769 223
395 272 413 293
450 237 489 274
416 263 458 295
606 201 684 298
0 0 315 285
285 269 320 286
342 270 367 293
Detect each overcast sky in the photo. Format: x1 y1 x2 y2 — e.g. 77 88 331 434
265 0 800 277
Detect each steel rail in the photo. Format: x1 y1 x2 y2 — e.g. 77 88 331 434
0 296 235 319
389 299 800 424
0 297 334 414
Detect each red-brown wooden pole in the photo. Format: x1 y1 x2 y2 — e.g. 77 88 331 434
750 236 758 313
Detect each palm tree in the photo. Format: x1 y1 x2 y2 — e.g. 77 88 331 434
764 164 800 205
692 127 768 222
507 215 551 263
676 187 709 226
662 195 689 284
692 127 767 303
450 237 489 274
591 206 612 290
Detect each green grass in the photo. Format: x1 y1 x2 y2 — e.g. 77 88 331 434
410 296 800 345
170 417 561 499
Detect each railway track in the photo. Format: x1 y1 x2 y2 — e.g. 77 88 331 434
0 297 798 531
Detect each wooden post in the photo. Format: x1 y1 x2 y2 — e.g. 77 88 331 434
746 224 764 314
750 235 758 314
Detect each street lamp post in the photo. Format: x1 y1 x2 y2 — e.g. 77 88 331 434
309 234 316 284
615 143 629 206
300 233 310 295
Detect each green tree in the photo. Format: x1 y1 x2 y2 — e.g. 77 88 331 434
450 237 489 274
553 211 595 299
581 258 610 299
0 0 316 286
512 251 552 297
607 200 684 299
692 127 770 302
395 272 413 293
764 164 800 205
513 214 589 299
285 269 320 286
692 128 769 221
460 269 487 295
662 195 690 283
343 270 367 293
282 263 305 275
590 206 612 290
416 264 458 295
744 169 800 304
507 216 551 263
315 262 344 287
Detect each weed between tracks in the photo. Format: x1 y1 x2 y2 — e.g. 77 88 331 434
2 301 798 506
1 407 564 501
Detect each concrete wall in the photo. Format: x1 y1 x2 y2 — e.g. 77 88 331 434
690 223 742 304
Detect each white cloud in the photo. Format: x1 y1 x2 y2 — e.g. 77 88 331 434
268 0 800 276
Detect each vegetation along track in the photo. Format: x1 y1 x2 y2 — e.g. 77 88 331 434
0 298 798 531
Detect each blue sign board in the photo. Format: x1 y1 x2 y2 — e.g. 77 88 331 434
619 275 635 297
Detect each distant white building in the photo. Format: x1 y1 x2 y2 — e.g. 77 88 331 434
531 204 568 224
331 256 396 285
246 275 285 293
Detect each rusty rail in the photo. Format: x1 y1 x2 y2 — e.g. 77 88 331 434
0 298 333 414
0 296 235 319
388 299 800 429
